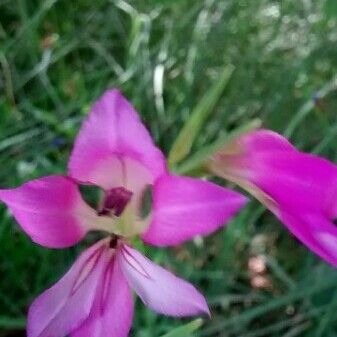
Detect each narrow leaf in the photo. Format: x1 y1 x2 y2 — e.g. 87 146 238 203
0 316 26 329
160 318 203 337
168 64 235 167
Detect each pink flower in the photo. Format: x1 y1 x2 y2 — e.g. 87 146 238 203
0 89 247 337
209 129 337 268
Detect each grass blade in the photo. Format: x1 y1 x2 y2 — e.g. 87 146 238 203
0 316 26 330
168 64 235 167
161 319 203 337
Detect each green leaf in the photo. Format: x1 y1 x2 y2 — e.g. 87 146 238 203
0 316 26 329
168 64 235 167
174 118 262 176
160 318 204 337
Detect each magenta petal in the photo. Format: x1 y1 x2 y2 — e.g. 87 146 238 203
280 212 337 268
27 241 108 337
235 129 295 153
71 253 134 337
210 129 337 268
0 176 98 248
209 129 296 190
252 152 337 216
118 245 210 317
68 89 167 192
251 152 337 267
142 174 247 246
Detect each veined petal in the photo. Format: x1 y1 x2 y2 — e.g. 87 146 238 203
68 89 167 193
27 241 109 337
71 253 134 337
209 129 337 268
118 245 210 317
0 176 109 248
142 175 247 246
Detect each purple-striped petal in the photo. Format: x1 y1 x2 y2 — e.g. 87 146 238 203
142 174 247 246
71 251 134 337
27 241 108 337
117 244 210 317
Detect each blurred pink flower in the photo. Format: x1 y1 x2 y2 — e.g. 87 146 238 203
0 89 247 337
209 129 337 268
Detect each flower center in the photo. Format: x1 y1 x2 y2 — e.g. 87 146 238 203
98 187 133 217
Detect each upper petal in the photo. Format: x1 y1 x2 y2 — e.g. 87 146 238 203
71 253 134 337
117 245 210 317
68 89 167 192
142 174 247 246
0 176 106 248
27 241 109 337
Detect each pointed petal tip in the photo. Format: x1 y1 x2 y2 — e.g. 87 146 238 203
193 297 211 319
205 306 211 319
231 190 249 209
105 87 122 95
97 88 126 104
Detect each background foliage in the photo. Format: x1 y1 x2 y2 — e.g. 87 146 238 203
1 0 337 336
